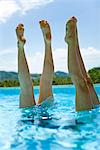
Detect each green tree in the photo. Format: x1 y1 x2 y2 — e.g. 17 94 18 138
88 67 100 83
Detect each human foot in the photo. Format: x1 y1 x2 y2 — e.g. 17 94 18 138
16 24 26 48
39 20 51 44
65 16 77 44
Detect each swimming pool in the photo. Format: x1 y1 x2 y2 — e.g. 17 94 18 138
0 85 100 150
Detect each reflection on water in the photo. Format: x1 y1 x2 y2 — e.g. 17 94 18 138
0 85 100 150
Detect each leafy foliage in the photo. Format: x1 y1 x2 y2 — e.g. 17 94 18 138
53 76 72 85
0 80 19 87
88 67 100 83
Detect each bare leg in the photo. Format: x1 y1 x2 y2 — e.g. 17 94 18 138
16 24 36 108
76 35 99 106
65 17 99 111
38 20 54 104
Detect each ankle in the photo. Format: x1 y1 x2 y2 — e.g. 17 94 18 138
45 41 51 48
17 40 24 49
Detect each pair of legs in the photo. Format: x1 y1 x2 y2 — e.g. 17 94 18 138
16 20 54 108
16 17 99 111
65 16 99 111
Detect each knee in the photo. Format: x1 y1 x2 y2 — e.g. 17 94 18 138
78 78 86 88
71 74 86 89
71 74 85 86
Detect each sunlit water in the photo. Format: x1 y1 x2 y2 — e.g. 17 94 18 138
0 85 100 150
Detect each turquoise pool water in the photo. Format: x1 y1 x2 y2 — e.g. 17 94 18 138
0 85 100 150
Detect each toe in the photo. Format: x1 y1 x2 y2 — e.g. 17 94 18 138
39 20 50 29
17 24 24 29
67 16 77 25
39 20 47 28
